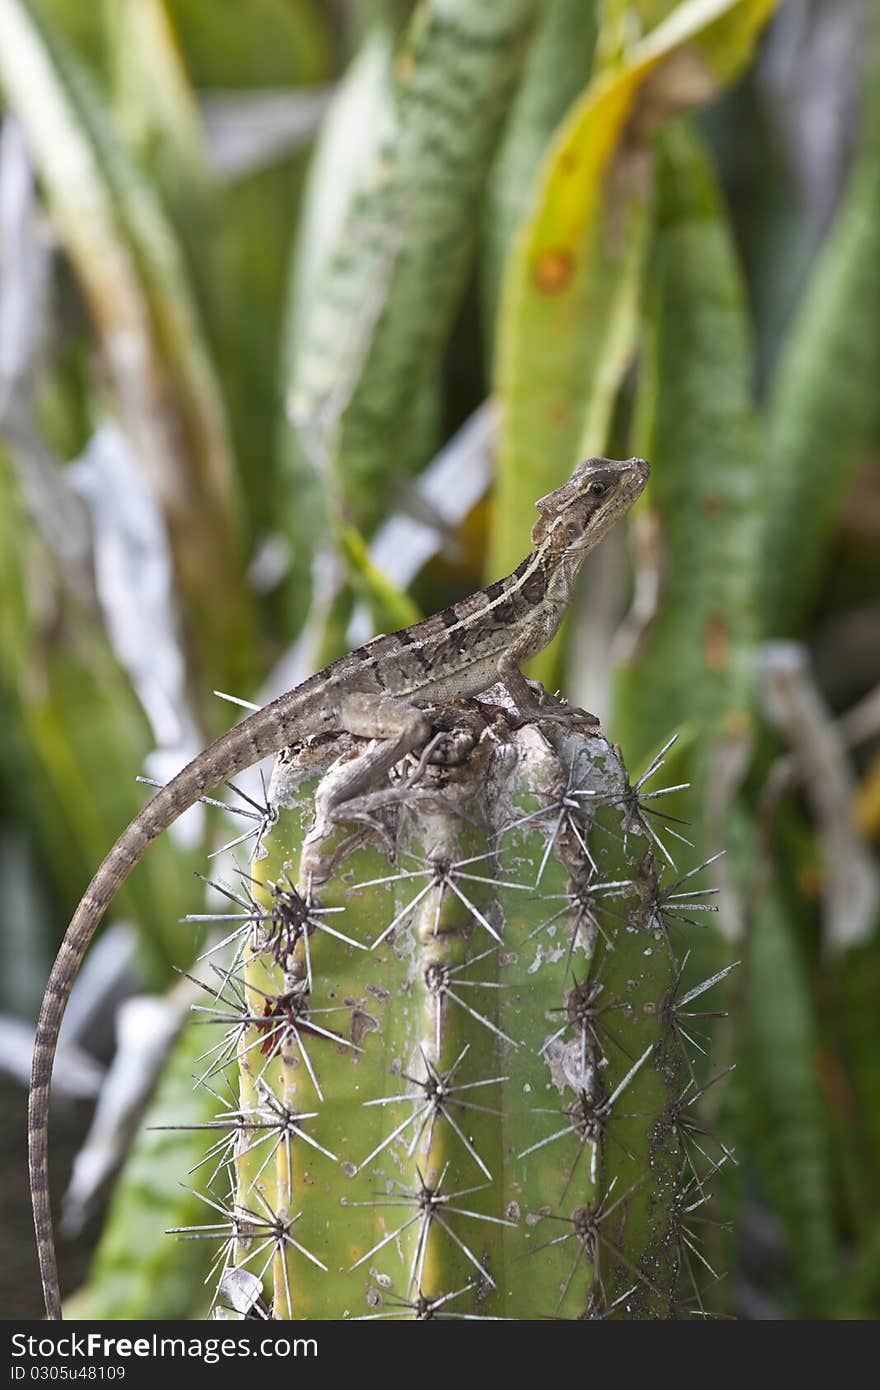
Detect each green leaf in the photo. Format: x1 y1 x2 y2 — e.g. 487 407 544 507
0 453 199 979
608 130 764 1239
104 0 208 216
71 1014 220 1319
164 1 336 553
832 939 880 1233
612 123 761 766
745 884 839 1315
285 0 541 539
338 524 421 636
483 0 600 336
0 0 254 706
277 25 397 619
491 0 778 597
168 0 334 88
761 33 880 636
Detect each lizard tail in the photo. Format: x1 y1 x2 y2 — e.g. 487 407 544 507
27 699 298 1319
29 806 167 1319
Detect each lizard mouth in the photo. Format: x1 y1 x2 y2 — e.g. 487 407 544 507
621 456 651 497
607 457 651 511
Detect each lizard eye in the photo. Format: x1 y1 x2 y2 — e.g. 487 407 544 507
588 480 607 497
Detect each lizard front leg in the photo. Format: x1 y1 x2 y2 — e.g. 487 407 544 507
497 639 599 728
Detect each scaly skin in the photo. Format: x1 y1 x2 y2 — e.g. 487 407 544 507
30 455 649 1319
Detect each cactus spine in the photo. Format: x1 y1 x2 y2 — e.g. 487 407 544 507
184 698 724 1319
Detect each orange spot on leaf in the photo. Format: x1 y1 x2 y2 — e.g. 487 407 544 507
797 862 823 901
534 248 575 294
816 1048 856 1125
704 616 729 672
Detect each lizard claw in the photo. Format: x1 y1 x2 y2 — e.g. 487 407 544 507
516 700 600 729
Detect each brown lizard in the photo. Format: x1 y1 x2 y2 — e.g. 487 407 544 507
29 454 649 1318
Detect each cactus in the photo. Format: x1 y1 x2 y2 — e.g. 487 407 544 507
176 695 728 1319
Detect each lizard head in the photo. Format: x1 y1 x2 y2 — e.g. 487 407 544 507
530 456 650 556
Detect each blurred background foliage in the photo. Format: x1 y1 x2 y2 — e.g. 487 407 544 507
0 0 878 1319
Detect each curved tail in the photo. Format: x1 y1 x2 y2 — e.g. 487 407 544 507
28 693 302 1318
29 811 158 1319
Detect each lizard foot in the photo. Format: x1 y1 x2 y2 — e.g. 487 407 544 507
514 701 600 729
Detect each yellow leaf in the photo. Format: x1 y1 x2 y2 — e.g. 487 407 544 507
492 0 778 589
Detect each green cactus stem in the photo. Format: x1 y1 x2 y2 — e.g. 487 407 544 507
182 695 727 1319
